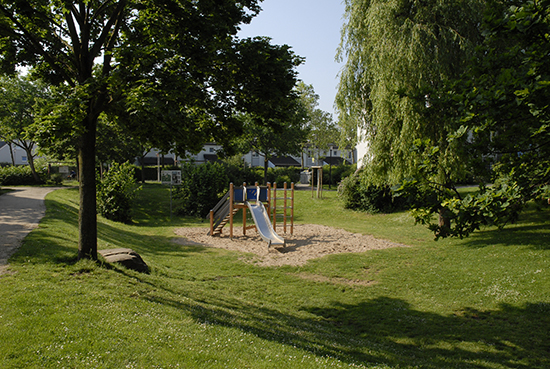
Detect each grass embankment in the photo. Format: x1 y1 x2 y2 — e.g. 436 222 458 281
1 183 549 368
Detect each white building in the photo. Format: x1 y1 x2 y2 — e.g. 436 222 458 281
138 143 357 168
0 141 33 165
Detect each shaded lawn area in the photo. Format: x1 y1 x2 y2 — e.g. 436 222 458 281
0 183 549 368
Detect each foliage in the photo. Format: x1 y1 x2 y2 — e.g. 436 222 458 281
0 0 302 259
337 0 485 183
338 170 405 214
322 163 356 187
0 164 46 185
0 74 49 182
230 107 308 184
173 162 228 217
335 0 550 239
220 155 263 185
397 0 550 239
262 167 301 185
96 162 141 223
296 82 339 157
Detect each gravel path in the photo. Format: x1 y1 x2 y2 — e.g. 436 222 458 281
0 187 61 274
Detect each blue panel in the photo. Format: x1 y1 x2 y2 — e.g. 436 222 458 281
258 188 268 202
234 187 268 202
246 188 258 200
233 188 244 202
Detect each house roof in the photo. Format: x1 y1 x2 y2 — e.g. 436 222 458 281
0 141 6 150
138 156 175 166
204 154 220 163
323 156 349 166
269 156 300 167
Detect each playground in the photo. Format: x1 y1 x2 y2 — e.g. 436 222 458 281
173 180 407 266
174 224 407 267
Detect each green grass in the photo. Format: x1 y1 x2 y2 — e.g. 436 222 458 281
1 183 549 368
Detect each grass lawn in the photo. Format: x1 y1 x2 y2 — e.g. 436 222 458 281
1 183 549 368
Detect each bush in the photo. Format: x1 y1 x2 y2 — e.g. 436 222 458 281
338 170 405 214
173 162 228 217
221 156 262 185
48 173 64 185
322 163 356 186
0 165 45 185
97 162 141 223
262 167 300 185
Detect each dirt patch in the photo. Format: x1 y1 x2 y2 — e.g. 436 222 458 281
173 224 408 267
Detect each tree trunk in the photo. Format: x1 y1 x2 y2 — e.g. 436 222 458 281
263 155 269 185
23 145 41 184
437 207 451 238
78 116 98 260
140 155 146 183
8 142 15 166
25 149 42 183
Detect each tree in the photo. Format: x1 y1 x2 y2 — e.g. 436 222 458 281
410 0 550 239
0 74 47 183
232 105 308 185
336 0 485 236
296 82 339 166
0 1 301 259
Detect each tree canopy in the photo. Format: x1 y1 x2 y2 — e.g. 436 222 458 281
296 82 339 162
0 0 302 259
337 0 485 184
0 74 47 182
337 0 550 238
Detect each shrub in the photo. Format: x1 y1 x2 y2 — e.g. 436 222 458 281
0 165 45 185
173 162 228 217
338 170 405 214
221 156 262 185
48 173 64 185
262 167 300 185
323 163 356 186
97 162 141 223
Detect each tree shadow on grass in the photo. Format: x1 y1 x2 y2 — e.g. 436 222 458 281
140 287 550 368
11 195 210 267
459 207 550 250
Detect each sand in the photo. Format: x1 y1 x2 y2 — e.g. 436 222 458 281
173 224 408 267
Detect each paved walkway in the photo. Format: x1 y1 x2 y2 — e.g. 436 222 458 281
0 187 61 274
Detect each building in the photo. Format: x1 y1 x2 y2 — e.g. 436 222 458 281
138 143 357 169
0 141 34 166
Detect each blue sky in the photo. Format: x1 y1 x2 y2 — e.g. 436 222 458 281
238 0 346 118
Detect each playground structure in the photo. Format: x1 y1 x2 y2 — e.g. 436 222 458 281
208 182 294 247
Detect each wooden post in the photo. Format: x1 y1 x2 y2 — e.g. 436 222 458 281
229 182 234 238
267 182 272 220
290 182 294 235
243 201 246 236
273 182 277 230
311 166 323 198
317 167 323 198
311 169 314 198
210 210 214 235
283 182 288 233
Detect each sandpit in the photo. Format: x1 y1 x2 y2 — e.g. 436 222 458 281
173 224 408 267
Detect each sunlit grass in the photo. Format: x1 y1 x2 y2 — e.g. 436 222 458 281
0 183 549 368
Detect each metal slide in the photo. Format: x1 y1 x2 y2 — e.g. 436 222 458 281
245 201 285 247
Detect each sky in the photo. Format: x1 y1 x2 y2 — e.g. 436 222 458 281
237 0 346 118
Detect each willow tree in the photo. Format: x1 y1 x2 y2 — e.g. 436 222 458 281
0 0 301 259
336 0 485 235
